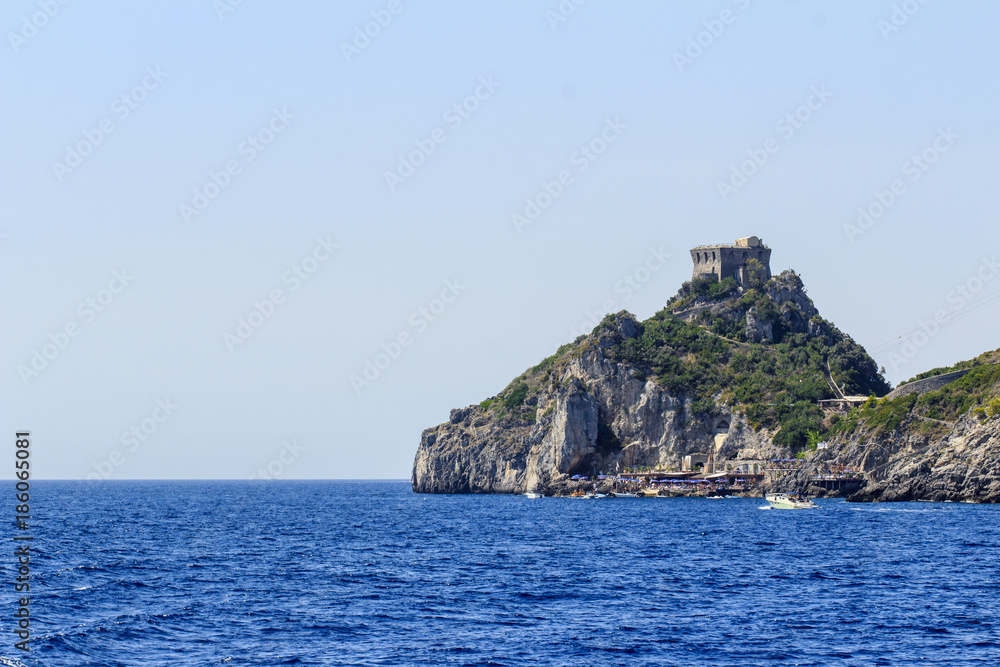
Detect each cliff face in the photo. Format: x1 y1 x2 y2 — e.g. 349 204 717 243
411 378 599 495
844 415 1000 502
766 411 1000 503
411 335 780 495
798 356 1000 502
413 270 890 495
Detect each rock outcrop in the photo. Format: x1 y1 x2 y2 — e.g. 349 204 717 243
412 314 782 495
766 356 1000 502
846 413 1000 502
413 270 892 495
766 410 1000 503
413 259 998 501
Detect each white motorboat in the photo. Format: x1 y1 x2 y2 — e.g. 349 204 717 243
765 492 818 509
523 492 544 499
612 492 637 498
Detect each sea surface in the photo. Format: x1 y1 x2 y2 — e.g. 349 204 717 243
4 481 1000 666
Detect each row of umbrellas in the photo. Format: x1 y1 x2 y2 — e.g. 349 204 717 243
569 474 718 484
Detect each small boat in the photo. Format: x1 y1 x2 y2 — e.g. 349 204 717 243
637 487 661 498
765 492 818 510
523 492 544 499
612 492 637 498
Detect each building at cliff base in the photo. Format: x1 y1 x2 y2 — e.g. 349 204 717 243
690 235 772 286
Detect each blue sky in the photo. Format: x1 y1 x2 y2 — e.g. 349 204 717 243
3 0 999 479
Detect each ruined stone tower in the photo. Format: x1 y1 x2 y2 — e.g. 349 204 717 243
690 235 772 286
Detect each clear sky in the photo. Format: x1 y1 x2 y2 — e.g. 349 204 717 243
3 1 999 480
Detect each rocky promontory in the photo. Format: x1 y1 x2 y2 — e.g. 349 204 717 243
412 269 894 496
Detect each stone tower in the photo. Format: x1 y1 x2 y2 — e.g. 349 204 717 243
690 235 772 286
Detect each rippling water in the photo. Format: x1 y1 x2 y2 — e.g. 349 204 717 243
5 481 1000 666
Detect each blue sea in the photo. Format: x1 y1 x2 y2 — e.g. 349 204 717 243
4 481 1000 666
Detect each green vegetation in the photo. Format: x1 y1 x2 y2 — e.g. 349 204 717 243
670 276 739 312
972 398 1000 421
597 306 886 450
532 343 573 374
744 258 768 290
502 382 530 410
833 394 916 436
771 403 826 451
898 348 1000 386
833 352 1000 437
696 276 740 301
478 271 894 451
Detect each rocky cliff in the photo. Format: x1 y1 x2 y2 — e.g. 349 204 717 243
771 352 1000 502
413 270 891 495
411 340 780 494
